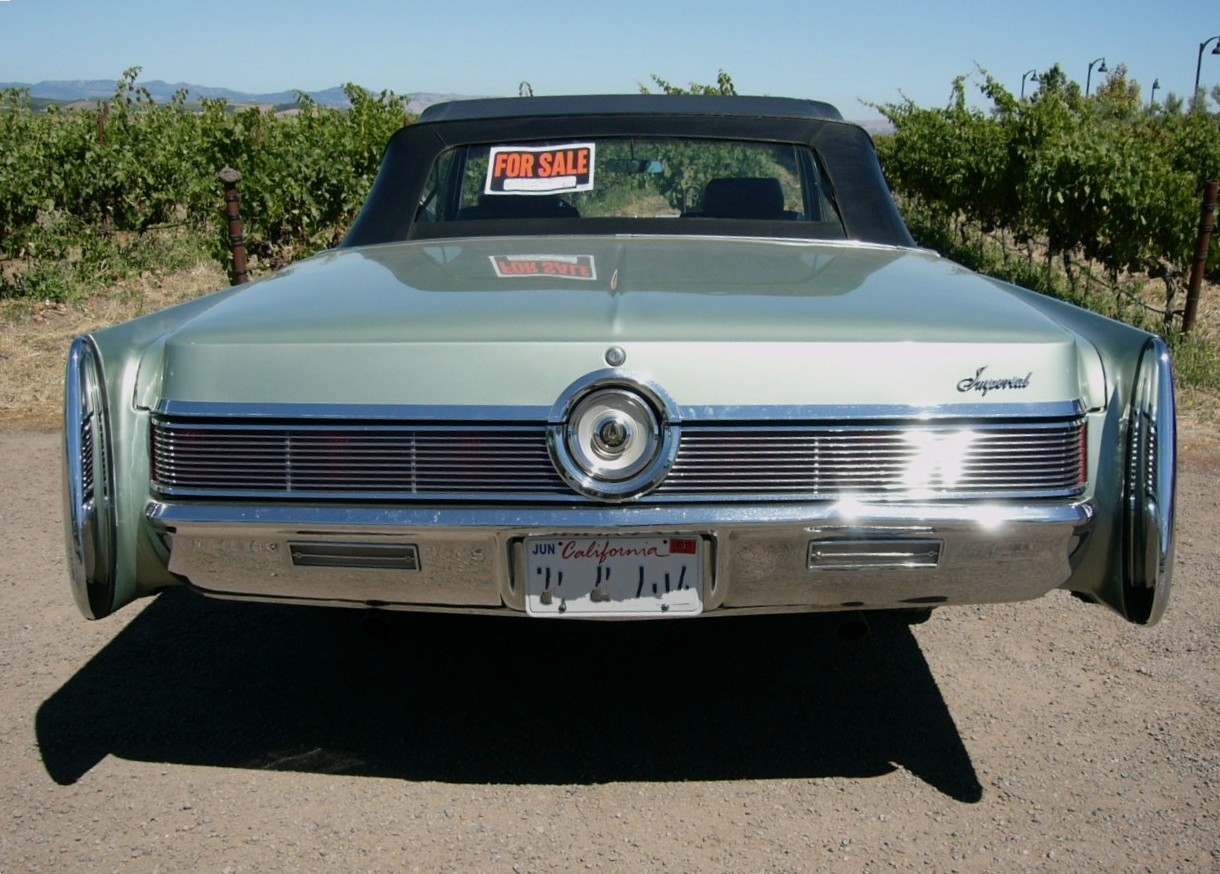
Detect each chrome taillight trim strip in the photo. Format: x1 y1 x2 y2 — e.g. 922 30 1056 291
150 403 1086 503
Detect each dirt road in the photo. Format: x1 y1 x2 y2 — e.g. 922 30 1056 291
1 428 1217 872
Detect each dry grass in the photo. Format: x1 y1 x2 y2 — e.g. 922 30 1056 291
0 261 228 429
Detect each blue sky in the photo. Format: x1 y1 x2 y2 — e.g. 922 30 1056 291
1 0 1217 119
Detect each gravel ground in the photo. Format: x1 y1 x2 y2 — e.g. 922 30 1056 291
1 428 1217 873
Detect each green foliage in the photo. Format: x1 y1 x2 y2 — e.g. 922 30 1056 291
631 70 798 212
640 70 738 96
1091 64 1142 117
632 140 799 213
0 68 413 298
874 68 1220 332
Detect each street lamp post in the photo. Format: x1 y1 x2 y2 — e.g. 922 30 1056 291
1195 35 1220 94
1086 57 1108 96
1150 78 1161 108
1020 68 1037 100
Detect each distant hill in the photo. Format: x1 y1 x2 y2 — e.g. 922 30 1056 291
855 118 895 135
0 79 891 129
0 78 463 113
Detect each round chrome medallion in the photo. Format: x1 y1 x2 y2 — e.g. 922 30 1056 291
549 372 680 500
567 389 657 481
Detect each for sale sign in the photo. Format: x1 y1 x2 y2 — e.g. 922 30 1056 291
485 143 596 195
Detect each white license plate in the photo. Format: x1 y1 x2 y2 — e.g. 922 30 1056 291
525 536 703 617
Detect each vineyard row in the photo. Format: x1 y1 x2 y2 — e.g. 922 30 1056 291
874 67 1220 332
3 68 1219 335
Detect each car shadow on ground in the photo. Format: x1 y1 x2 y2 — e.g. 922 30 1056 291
36 588 982 801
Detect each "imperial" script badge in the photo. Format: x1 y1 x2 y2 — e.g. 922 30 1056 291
957 366 1033 396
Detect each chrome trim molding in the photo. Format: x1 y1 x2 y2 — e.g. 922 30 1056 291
154 399 553 421
547 370 681 501
63 335 117 619
150 401 1087 504
289 541 421 571
675 400 1087 421
147 498 1092 530
1122 337 1176 625
155 398 1086 423
658 419 1085 499
151 420 566 499
808 538 942 570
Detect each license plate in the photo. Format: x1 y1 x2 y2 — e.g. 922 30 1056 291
525 536 703 617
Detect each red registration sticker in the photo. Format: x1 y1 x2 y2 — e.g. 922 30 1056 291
669 537 698 555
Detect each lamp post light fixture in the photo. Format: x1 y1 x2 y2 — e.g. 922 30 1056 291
1086 57 1108 96
1150 78 1161 108
1021 68 1037 100
1195 35 1220 94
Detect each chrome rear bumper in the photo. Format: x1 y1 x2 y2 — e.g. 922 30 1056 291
147 499 1093 616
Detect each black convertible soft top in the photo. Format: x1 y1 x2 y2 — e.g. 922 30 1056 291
417 94 844 123
342 95 913 249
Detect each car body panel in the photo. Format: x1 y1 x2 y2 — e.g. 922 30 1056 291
151 239 1087 410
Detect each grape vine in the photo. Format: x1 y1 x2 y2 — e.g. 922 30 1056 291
0 68 411 299
873 65 1220 331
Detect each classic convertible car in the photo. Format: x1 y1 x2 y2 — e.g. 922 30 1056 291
64 94 1175 625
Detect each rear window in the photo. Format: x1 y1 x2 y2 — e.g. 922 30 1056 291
414 137 844 236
